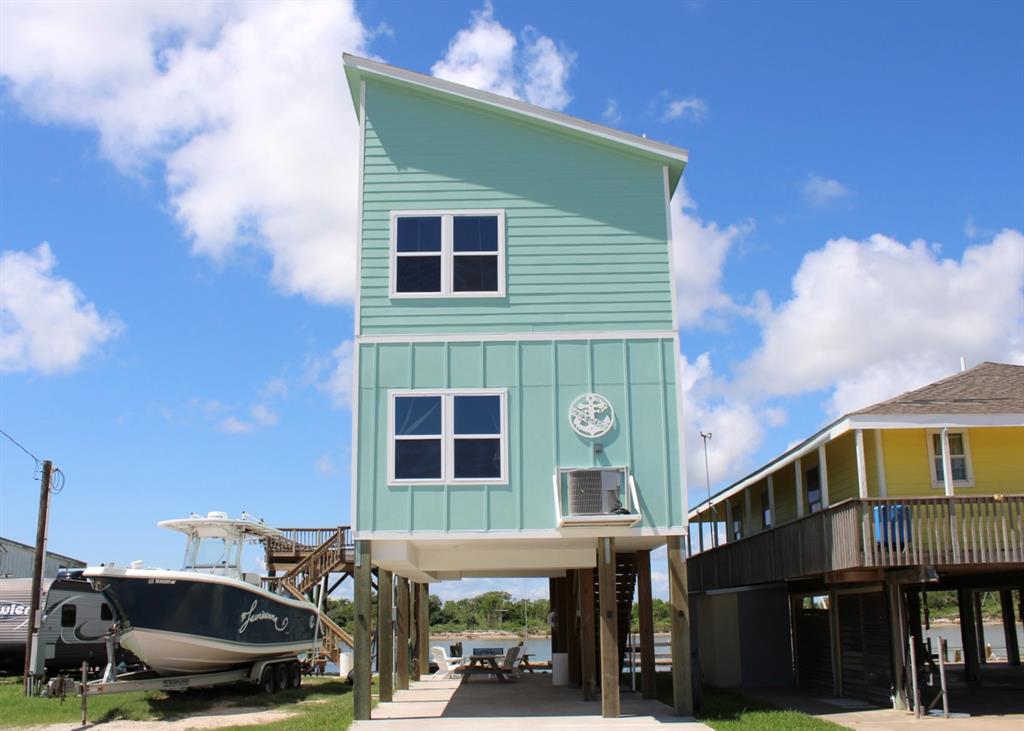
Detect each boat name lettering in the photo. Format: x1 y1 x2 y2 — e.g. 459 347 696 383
147 579 177 584
0 601 29 618
239 600 289 633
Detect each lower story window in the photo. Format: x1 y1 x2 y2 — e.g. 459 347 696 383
390 390 507 484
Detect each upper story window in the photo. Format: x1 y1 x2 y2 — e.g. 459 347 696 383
391 211 505 298
927 430 974 487
389 389 507 485
760 484 772 529
805 466 822 513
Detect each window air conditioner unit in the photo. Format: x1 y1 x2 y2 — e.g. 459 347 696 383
553 467 641 527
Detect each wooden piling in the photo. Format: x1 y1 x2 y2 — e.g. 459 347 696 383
636 550 656 699
598 538 620 718
1000 590 1020 666
668 535 693 716
566 571 581 686
377 569 394 702
418 583 430 678
410 582 421 681
353 540 372 721
957 588 981 681
579 566 597 701
396 576 410 690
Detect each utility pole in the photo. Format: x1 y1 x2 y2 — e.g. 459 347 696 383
23 459 53 695
699 432 716 548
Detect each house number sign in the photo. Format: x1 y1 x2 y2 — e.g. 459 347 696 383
569 393 615 438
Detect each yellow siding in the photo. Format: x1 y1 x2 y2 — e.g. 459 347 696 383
825 432 858 505
773 464 797 523
882 426 1024 496
864 429 881 496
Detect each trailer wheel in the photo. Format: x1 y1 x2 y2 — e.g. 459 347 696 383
289 662 302 690
275 663 288 691
260 666 277 694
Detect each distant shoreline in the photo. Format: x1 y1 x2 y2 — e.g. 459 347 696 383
429 630 673 640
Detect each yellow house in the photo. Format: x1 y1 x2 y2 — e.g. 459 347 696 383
687 362 1024 709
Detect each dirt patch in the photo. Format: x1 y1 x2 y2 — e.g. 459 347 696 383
26 705 296 730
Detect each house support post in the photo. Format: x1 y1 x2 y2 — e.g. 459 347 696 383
567 570 582 686
795 458 805 517
886 581 908 709
549 578 562 655
579 567 597 701
417 583 430 677
353 540 372 721
636 550 656 699
377 569 394 702
973 591 987 664
409 583 421 681
396 577 410 690
828 590 843 697
598 538 620 718
1000 590 1020 666
668 535 694 715
957 588 981 681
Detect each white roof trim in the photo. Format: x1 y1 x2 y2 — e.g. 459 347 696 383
343 54 688 166
688 412 1024 520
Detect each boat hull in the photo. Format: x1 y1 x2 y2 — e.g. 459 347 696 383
86 570 318 675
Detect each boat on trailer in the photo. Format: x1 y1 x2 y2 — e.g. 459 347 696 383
84 512 319 676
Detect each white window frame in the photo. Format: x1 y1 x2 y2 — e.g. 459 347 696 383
389 210 506 299
387 388 508 486
926 429 975 488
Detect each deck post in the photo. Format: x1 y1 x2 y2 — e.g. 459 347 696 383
999 590 1019 666
567 570 582 686
579 567 597 700
795 458 805 517
957 588 981 681
598 538 620 718
410 582 421 681
377 569 394 702
418 583 430 677
353 540 372 721
818 444 830 507
396 576 410 690
668 535 694 716
767 474 776 528
886 581 908 709
636 550 656 699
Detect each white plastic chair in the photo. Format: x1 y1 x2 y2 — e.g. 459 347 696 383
431 645 464 678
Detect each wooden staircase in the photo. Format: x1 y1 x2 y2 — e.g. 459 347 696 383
262 526 356 662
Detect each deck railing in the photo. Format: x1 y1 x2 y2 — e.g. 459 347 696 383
266 527 353 554
688 495 1024 593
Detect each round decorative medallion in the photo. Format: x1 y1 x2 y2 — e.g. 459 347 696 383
568 393 615 438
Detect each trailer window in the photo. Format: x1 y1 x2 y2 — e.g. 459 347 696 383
101 603 113 621
61 604 77 628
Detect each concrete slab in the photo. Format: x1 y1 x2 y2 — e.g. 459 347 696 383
353 674 710 729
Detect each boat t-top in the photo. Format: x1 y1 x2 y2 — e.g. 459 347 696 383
84 512 320 675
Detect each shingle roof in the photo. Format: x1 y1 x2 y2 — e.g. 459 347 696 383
854 362 1024 416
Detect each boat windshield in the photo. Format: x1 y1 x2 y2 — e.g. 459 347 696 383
183 533 242 573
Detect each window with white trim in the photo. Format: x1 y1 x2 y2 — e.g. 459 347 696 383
927 430 974 487
389 390 507 484
391 211 505 297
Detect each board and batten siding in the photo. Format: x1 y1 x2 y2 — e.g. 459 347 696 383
359 78 674 335
355 337 683 533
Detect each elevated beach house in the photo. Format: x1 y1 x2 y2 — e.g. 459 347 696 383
688 362 1024 709
342 55 693 719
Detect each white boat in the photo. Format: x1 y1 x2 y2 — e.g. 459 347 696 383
84 512 319 676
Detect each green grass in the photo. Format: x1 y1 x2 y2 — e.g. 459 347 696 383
647 674 842 731
0 674 363 729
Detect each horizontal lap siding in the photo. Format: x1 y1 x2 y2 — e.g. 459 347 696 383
360 79 674 335
356 338 682 533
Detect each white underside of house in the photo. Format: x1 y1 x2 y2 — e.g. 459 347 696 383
367 533 674 582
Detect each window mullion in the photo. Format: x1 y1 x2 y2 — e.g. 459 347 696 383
442 215 452 295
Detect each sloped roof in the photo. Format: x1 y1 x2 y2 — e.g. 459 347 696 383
854 362 1024 416
342 54 688 192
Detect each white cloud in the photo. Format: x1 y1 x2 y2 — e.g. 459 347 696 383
218 415 252 434
802 174 850 207
259 377 288 400
739 229 1024 415
0 243 122 374
315 454 337 475
306 339 356 409
662 96 708 123
431 2 573 110
602 98 622 125
249 404 278 427
670 185 756 327
0 1 369 305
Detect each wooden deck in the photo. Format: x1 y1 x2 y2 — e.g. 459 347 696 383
689 496 1024 592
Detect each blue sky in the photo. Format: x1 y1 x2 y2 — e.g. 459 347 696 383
1 1 1022 599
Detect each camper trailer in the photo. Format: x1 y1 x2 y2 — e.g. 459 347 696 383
0 575 126 675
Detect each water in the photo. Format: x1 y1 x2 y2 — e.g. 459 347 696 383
923 622 1024 657
434 635 553 662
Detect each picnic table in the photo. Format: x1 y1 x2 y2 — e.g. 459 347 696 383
517 653 551 673
461 654 512 683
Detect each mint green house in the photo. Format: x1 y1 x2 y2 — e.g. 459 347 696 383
343 55 693 719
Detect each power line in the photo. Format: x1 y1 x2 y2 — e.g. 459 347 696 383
0 427 39 464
